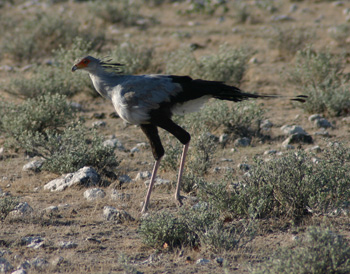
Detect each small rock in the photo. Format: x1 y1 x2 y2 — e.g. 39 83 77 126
280 125 307 136
92 120 106 128
51 256 64 267
0 257 13 273
314 118 332 128
341 117 350 123
264 150 277 155
103 138 125 151
234 137 251 147
144 178 171 187
83 188 106 201
118 175 132 184
22 159 44 172
249 57 258 64
314 130 330 137
69 102 83 111
59 241 77 249
212 167 234 173
44 167 100 191
9 202 33 217
332 1 344 7
130 146 140 153
260 119 273 130
103 206 134 223
196 258 210 265
111 189 131 201
135 171 151 181
92 113 105 119
282 133 313 145
31 257 49 270
219 134 229 144
13 269 28 274
238 163 250 171
43 206 59 213
308 114 323 122
271 15 295 21
305 146 322 153
216 257 224 266
289 4 298 12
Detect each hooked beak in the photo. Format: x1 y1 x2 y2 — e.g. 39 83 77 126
71 65 78 72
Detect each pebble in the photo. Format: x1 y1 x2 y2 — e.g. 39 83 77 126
83 188 106 201
103 206 134 223
234 137 251 147
196 258 210 265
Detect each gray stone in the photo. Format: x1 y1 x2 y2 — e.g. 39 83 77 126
59 241 77 249
83 188 106 201
135 171 151 181
43 206 59 213
103 138 125 151
111 189 131 201
196 258 210 265
22 159 44 172
271 15 295 21
281 125 307 136
12 269 27 274
144 178 171 187
92 120 106 128
282 133 313 145
234 137 251 147
118 175 132 184
44 167 100 191
219 134 229 144
103 206 134 223
31 257 49 270
0 258 13 273
260 119 273 130
9 202 33 217
314 118 332 128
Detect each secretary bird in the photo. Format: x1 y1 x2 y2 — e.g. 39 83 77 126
72 56 307 213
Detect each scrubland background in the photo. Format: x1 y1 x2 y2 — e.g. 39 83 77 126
2 0 350 273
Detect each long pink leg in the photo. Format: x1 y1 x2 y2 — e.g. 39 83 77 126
174 142 190 205
141 157 162 214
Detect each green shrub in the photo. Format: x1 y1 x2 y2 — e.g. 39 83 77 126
289 47 350 116
328 24 350 46
1 94 74 141
0 196 19 221
269 27 314 58
178 100 265 138
17 123 119 174
88 0 142 26
199 143 350 221
180 0 228 15
140 205 254 252
1 13 104 62
251 226 350 274
3 38 95 98
109 42 154 74
166 45 253 85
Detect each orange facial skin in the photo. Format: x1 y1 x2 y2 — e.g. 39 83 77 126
72 58 91 72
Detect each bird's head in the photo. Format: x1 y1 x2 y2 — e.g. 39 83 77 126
72 56 124 74
72 56 99 72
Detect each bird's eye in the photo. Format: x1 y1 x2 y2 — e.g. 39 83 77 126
83 59 88 63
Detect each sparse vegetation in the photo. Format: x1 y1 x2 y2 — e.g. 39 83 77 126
0 196 19 221
140 204 254 252
2 38 96 98
289 47 350 116
251 226 350 274
199 143 350 222
1 1 350 273
166 45 253 85
1 12 104 62
269 27 314 58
